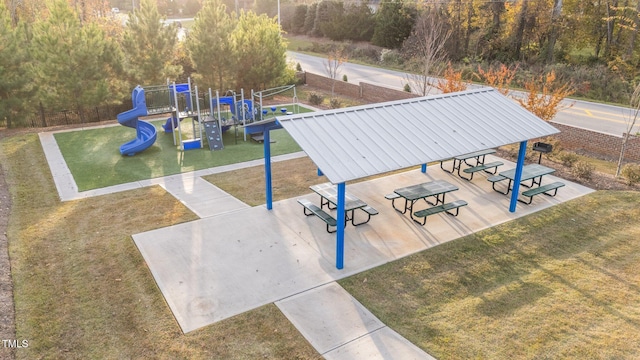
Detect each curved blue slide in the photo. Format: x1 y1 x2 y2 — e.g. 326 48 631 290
118 86 157 156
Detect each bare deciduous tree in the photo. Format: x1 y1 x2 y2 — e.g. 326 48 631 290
403 7 451 96
323 46 347 98
617 83 640 177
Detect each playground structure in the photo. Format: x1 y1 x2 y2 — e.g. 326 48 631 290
253 85 299 122
249 85 298 143
117 86 157 156
117 81 298 155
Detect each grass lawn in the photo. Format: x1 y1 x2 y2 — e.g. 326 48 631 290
3 127 640 358
285 35 316 52
0 133 319 359
339 191 640 359
53 105 312 192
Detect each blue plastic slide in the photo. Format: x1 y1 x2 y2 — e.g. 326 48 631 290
162 116 180 133
117 86 157 156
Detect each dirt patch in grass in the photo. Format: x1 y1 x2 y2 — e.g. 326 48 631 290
0 160 15 359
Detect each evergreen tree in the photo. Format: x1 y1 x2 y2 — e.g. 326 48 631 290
186 0 236 91
231 11 289 90
291 4 307 34
310 0 330 37
302 2 317 35
31 0 125 121
343 2 375 42
371 0 417 49
315 0 342 40
121 0 181 85
0 2 28 127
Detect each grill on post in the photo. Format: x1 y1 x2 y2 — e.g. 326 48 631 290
532 142 553 164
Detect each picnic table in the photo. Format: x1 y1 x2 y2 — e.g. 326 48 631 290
308 182 378 226
440 148 497 176
389 179 460 222
490 164 556 195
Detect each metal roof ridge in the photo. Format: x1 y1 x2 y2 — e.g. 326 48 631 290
276 87 498 122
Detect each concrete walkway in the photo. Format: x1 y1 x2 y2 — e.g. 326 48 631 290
40 129 594 359
276 282 435 359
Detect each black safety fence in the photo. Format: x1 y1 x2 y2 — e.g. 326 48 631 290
1 101 133 129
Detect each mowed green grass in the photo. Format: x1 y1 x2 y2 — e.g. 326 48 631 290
53 107 311 191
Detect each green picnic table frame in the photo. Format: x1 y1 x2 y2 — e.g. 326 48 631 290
391 179 459 222
492 164 556 195
440 148 497 176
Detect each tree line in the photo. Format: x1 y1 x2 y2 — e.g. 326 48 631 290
281 0 640 66
0 0 292 128
279 0 640 104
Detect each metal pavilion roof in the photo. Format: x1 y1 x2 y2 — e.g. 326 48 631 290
275 88 559 184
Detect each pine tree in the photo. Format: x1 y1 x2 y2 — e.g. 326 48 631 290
0 2 28 127
371 0 417 49
121 0 181 85
186 0 236 91
31 0 125 121
231 11 289 91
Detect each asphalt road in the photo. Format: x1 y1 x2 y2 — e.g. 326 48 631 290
288 51 640 137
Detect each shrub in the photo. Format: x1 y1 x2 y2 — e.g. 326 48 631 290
342 74 348 82
621 163 640 185
296 62 302 71
542 137 562 154
379 49 403 66
307 92 324 106
348 46 380 63
403 83 411 93
556 151 579 167
329 98 342 109
572 160 594 180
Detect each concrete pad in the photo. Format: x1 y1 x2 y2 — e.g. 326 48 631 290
323 327 435 360
38 132 79 200
133 206 342 333
154 174 249 218
276 282 384 354
273 155 593 274
133 155 594 334
277 282 434 359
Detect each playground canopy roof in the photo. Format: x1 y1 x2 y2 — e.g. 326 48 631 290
265 88 559 184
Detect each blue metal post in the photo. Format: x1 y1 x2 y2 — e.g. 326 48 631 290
421 163 427 173
509 140 527 212
336 182 346 269
264 130 273 210
317 168 323 176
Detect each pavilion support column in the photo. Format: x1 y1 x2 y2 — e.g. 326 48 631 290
421 164 427 173
317 168 323 176
264 130 273 210
509 140 528 212
336 182 346 269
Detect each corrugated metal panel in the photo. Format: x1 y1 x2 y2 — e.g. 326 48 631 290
278 88 559 184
